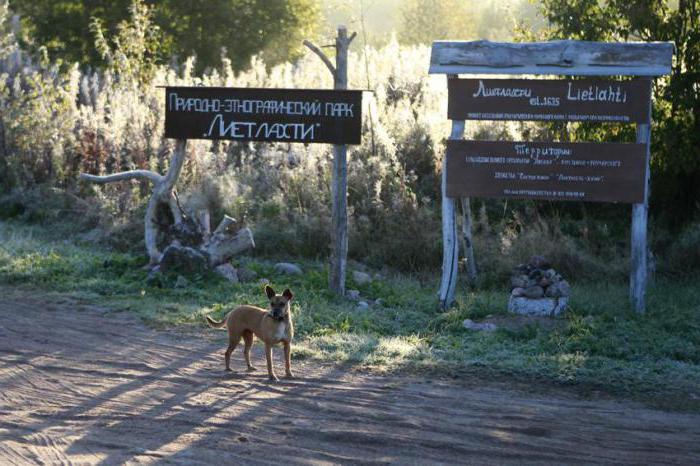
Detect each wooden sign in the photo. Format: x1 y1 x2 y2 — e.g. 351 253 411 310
165 86 362 144
446 140 646 203
448 79 651 123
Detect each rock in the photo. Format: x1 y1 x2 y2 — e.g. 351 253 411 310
511 287 526 297
274 262 303 275
237 267 258 283
510 274 529 289
558 280 571 297
374 298 383 306
357 301 369 309
508 296 568 316
174 275 189 288
160 244 209 275
258 278 270 285
215 263 239 283
346 289 361 300
545 284 562 298
523 285 545 298
528 255 551 269
352 271 372 285
544 268 557 280
463 319 497 331
537 276 552 287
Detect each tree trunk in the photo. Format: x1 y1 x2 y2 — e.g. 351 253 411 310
305 26 357 296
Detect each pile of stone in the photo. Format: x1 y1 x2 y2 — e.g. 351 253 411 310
508 256 570 316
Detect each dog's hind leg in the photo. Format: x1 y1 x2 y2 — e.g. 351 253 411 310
242 330 256 372
224 334 242 371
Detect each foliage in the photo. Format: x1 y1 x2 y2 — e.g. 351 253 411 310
0 0 14 59
10 0 321 70
398 0 476 45
90 0 163 85
537 0 700 225
1 2 699 277
1 220 699 409
153 0 320 71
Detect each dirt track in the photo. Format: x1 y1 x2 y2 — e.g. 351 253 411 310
1 287 699 465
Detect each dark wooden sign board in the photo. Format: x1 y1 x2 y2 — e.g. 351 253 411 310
448 78 651 123
164 86 362 144
446 141 646 203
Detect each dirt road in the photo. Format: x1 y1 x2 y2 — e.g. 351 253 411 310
1 287 699 465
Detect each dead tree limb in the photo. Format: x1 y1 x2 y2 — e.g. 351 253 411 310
303 40 336 77
80 140 188 265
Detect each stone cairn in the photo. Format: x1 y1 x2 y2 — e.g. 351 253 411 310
508 255 570 316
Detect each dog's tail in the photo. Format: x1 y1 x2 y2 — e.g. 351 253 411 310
205 314 227 329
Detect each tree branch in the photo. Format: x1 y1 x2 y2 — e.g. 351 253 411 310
79 170 163 185
303 39 336 77
160 139 187 189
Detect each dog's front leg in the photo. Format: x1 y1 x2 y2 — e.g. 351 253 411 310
265 343 278 381
283 341 294 378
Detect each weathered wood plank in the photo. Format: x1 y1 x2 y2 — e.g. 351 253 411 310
429 40 674 76
328 26 355 296
630 79 653 313
460 197 477 284
438 111 464 310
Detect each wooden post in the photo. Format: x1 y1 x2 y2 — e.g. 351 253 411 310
630 78 653 313
439 77 464 309
460 197 477 284
304 26 356 295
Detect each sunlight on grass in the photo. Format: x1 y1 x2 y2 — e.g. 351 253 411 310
1 220 699 408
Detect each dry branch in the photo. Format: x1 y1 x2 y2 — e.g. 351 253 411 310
79 170 163 184
303 39 336 77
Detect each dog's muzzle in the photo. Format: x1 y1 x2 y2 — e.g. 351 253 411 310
268 312 287 322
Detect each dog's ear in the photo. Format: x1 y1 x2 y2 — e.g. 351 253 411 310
282 289 293 301
265 285 276 299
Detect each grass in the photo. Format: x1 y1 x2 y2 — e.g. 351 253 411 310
1 220 699 410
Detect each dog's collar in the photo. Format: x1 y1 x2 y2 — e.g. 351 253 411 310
266 313 287 322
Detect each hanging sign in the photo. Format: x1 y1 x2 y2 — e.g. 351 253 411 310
446 140 646 203
448 78 651 123
165 86 362 144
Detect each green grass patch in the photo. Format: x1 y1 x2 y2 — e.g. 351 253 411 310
1 220 699 409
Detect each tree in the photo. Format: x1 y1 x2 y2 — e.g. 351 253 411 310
398 0 475 45
9 0 134 65
154 0 320 71
10 0 320 70
538 0 700 225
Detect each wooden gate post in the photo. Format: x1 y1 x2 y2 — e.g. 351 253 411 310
630 78 653 313
304 26 356 295
460 197 477 284
439 76 465 309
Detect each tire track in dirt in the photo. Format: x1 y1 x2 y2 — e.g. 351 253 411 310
1 286 699 465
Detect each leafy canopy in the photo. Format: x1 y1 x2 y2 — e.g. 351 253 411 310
9 0 320 70
538 0 700 224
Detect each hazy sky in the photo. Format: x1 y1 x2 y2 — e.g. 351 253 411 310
319 0 545 46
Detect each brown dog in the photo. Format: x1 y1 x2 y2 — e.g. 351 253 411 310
206 285 294 381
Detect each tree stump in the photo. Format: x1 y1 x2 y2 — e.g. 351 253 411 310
79 139 254 276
